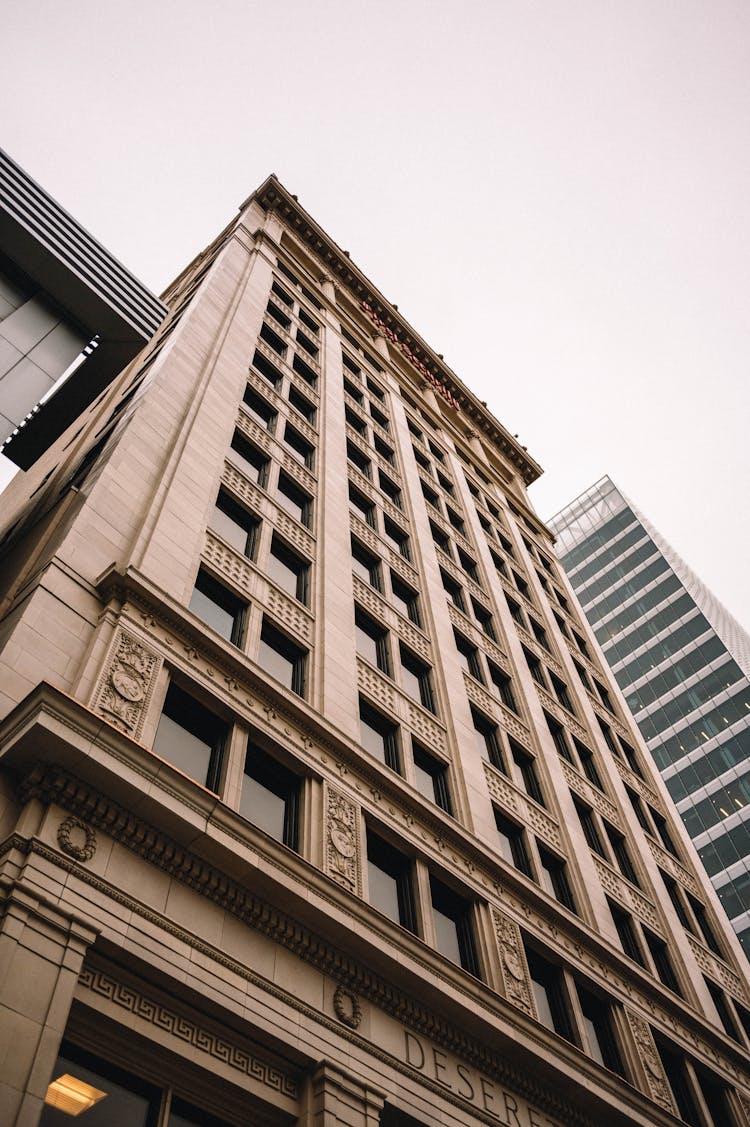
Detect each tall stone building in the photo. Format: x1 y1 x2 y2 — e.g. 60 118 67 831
1 177 749 1127
549 477 750 959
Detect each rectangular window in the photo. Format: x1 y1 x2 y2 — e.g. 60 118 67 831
292 352 317 387
241 744 299 849
244 378 278 427
367 831 416 931
260 321 286 356
400 646 436 713
153 684 226 791
352 538 382 591
506 596 525 627
446 507 466 536
529 618 551 652
347 439 371 478
210 490 259 559
229 431 269 487
374 435 394 464
512 743 545 806
296 329 318 358
488 664 519 713
575 801 606 857
284 423 314 469
390 574 421 625
605 824 640 886
495 811 533 877
454 631 484 683
277 473 312 528
271 280 293 306
258 619 307 697
370 403 389 431
525 948 575 1042
384 517 410 560
345 405 368 436
688 894 723 956
343 352 362 377
645 931 682 996
189 569 247 646
266 300 291 330
349 484 376 529
472 599 496 640
359 698 400 772
298 307 319 334
413 741 452 814
355 608 391 675
288 385 316 424
430 519 452 556
538 847 576 912
421 480 441 513
441 568 466 612
549 673 575 714
472 709 507 773
457 548 479 582
526 649 548 689
367 377 385 400
379 471 402 509
430 876 480 976
654 1039 703 1126
577 986 625 1075
575 740 603 789
267 535 309 604
608 901 645 966
344 375 364 402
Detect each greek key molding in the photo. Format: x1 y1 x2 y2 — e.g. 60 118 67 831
624 1010 677 1115
325 784 361 895
78 964 298 1098
57 815 97 862
491 908 535 1018
93 628 161 737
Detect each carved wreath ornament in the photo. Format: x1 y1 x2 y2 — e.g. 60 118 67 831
57 816 97 862
333 985 362 1029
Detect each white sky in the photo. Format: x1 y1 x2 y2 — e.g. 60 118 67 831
3 1 749 630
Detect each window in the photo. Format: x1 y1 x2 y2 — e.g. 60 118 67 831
347 439 371 478
288 384 316 424
688 894 723 956
513 572 530 600
379 471 402 509
472 709 506 772
345 405 367 435
413 741 452 813
538 847 576 912
512 743 545 806
210 490 259 558
495 811 533 877
189 569 247 645
428 439 444 462
619 738 644 779
384 516 410 560
644 931 682 995
284 424 314 469
359 698 400 772
472 599 496 640
506 596 525 627
436 471 453 496
525 649 548 689
228 431 269 486
266 300 291 330
488 665 519 714
544 713 573 763
352 539 382 590
298 307 319 334
577 986 624 1074
277 472 312 527
355 608 391 674
296 329 318 358
705 979 742 1042
153 684 226 791
608 901 645 966
367 831 416 931
344 375 364 402
457 548 479 582
367 377 385 400
652 1038 732 1127
575 740 604 789
41 1041 160 1127
292 352 317 387
390 574 421 625
529 618 551 651
349 484 376 528
652 811 679 857
400 646 436 713
260 321 286 356
440 568 465 611
454 631 484 682
252 349 283 390
550 673 575 714
374 435 394 464
241 744 299 849
343 352 361 377
575 801 606 857
446 508 465 536
370 403 389 431
605 824 640 886
430 520 452 556
525 948 575 1041
271 279 293 306
243 379 277 428
258 619 307 697
421 480 441 513
430 876 480 975
267 535 309 604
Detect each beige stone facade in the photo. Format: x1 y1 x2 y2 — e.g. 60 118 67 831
1 176 749 1126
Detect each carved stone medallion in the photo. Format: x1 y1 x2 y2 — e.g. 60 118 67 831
58 816 97 862
333 984 362 1029
325 786 360 895
491 907 535 1017
95 629 161 736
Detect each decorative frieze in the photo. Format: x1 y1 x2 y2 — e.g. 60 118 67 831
592 856 658 928
612 759 662 809
647 839 700 897
235 408 273 452
203 530 255 596
688 936 748 1004
325 785 361 895
93 628 161 738
491 907 536 1017
516 626 564 678
536 686 589 744
560 759 622 827
265 584 314 643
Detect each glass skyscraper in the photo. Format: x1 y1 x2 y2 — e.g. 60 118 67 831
549 476 750 957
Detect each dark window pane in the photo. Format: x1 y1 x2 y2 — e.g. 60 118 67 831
152 684 225 791
41 1043 158 1127
241 744 299 849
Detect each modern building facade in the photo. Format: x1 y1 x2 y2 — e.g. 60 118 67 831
1 179 750 1127
0 148 166 466
549 477 750 960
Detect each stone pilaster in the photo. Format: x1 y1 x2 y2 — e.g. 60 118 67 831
299 1061 385 1127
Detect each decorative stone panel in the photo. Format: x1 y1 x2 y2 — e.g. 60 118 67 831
265 586 313 643
483 761 520 815
222 461 266 512
204 531 254 596
624 1010 677 1115
357 659 395 711
235 409 273 452
273 509 316 555
280 452 315 492
536 687 589 744
688 936 748 1003
592 856 658 927
491 907 536 1017
516 627 564 677
612 759 661 807
406 703 447 752
93 628 162 738
525 802 562 850
396 618 429 660
325 784 361 895
560 759 622 826
647 840 700 896
287 365 320 406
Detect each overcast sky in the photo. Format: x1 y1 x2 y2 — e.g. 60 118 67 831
3 1 749 630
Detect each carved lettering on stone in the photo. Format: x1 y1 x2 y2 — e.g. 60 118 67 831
491 907 535 1017
625 1010 677 1115
95 629 161 737
325 785 360 895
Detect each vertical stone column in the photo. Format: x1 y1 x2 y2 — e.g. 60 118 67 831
0 885 97 1127
299 1061 385 1127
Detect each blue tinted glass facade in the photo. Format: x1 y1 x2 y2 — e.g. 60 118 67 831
550 477 750 958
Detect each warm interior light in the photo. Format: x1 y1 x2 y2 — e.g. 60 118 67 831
44 1074 107 1117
